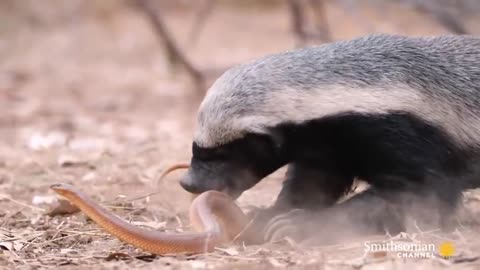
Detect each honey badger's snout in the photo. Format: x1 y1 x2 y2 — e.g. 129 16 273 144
179 172 205 194
180 167 225 194
180 161 261 199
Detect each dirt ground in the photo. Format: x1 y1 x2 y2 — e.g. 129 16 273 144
2 1 480 269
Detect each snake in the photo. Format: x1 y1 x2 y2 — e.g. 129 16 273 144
50 182 251 254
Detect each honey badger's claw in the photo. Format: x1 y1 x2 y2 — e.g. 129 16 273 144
264 209 308 242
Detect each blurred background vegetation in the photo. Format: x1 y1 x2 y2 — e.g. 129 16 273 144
2 0 480 95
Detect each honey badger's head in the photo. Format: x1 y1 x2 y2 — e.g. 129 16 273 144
181 62 292 198
182 133 288 199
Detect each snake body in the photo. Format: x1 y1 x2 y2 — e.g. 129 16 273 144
50 183 250 254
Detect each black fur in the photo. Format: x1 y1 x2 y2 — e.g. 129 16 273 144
183 111 480 239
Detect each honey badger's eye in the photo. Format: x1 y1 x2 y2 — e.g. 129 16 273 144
192 142 232 161
210 146 229 159
192 143 213 160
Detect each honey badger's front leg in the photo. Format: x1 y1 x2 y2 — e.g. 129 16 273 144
239 162 356 244
275 162 354 210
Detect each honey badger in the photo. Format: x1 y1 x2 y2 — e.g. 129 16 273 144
181 34 480 241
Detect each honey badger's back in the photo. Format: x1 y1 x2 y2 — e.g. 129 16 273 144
195 34 480 149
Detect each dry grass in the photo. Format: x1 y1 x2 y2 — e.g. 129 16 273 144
2 1 480 269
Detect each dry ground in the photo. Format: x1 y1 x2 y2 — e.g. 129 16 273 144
2 1 480 269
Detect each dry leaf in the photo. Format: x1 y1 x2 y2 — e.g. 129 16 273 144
131 221 167 230
82 172 97 182
105 252 132 261
268 257 285 267
27 131 67 150
371 251 388 258
67 137 105 151
57 154 90 167
46 199 80 216
215 247 239 256
32 195 57 205
190 261 207 269
60 248 78 254
0 239 23 253
0 242 13 251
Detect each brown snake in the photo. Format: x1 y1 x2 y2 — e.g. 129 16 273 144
50 166 252 254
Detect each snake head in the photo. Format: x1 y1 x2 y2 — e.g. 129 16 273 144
50 183 76 198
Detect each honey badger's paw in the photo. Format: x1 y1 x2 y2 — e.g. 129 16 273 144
263 203 401 246
264 209 312 243
235 206 287 244
263 208 367 246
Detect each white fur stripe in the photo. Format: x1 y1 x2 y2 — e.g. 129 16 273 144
195 84 480 148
